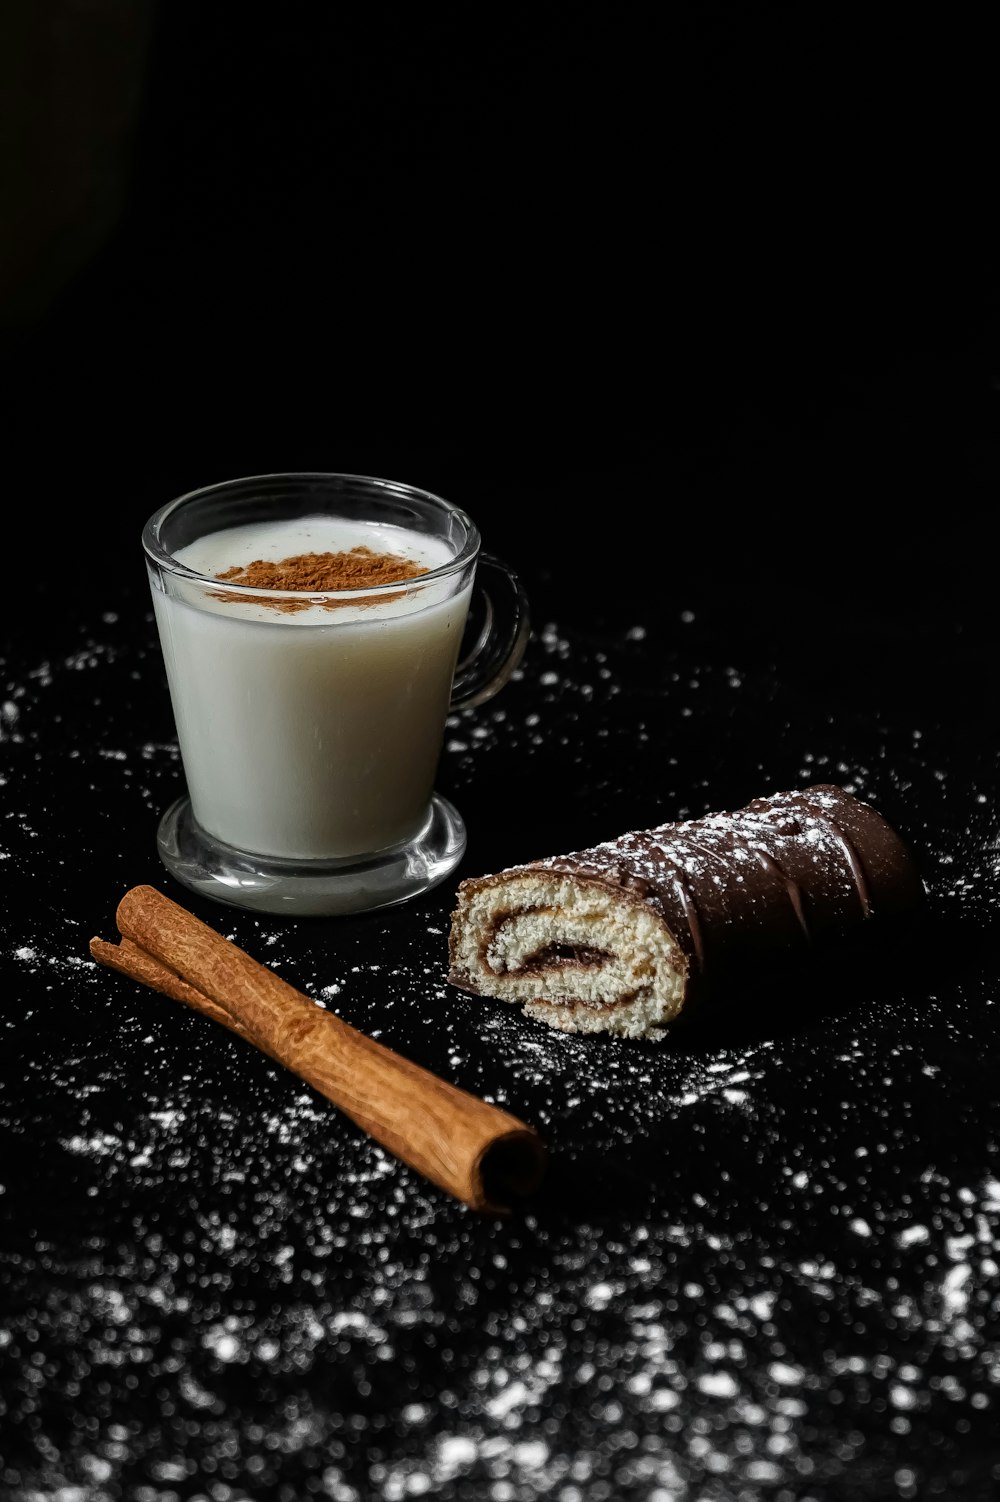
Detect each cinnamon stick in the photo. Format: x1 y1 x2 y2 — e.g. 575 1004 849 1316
89 885 547 1215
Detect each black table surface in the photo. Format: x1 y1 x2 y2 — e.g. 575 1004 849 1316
2 494 998 1501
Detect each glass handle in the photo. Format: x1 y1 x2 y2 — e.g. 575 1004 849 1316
450 553 530 711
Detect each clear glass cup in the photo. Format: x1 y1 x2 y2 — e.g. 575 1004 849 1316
142 472 529 915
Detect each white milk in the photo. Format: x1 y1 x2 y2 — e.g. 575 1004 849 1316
151 515 472 860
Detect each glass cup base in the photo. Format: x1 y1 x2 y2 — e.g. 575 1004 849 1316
155 794 468 916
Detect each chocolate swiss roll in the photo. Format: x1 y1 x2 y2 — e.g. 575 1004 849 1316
447 785 925 1041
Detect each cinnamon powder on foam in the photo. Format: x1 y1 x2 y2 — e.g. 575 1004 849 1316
211 546 429 613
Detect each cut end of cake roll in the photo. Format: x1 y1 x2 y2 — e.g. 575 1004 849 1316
447 868 691 1041
447 784 925 1043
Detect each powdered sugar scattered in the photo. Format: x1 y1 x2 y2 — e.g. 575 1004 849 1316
2 609 998 1499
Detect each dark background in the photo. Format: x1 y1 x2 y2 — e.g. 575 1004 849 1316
1 2 996 628
4 11 1000 1498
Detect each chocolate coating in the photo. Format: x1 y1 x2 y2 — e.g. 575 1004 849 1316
522 784 924 992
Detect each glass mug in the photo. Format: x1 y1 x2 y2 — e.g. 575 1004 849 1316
142 472 529 915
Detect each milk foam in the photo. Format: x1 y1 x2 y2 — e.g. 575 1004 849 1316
171 515 459 624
